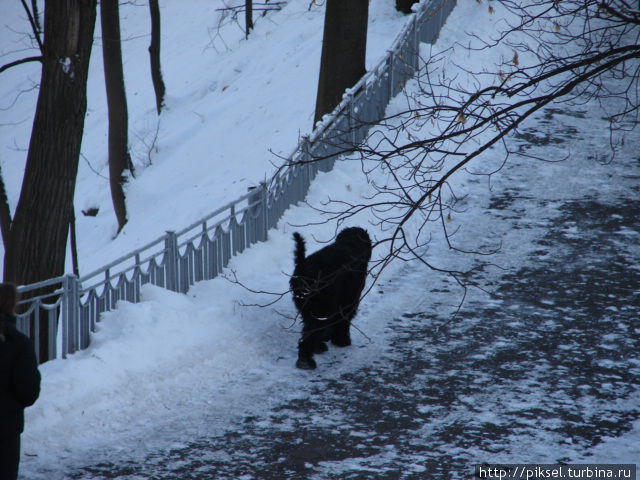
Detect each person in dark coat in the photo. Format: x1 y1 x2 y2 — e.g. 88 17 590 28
0 283 41 480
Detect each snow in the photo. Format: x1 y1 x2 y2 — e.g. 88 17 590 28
0 0 638 478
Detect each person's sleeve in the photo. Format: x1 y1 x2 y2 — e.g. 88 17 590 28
12 337 41 407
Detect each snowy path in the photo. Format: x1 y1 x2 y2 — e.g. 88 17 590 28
22 96 640 478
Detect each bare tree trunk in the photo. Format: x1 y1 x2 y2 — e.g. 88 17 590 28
0 166 11 248
314 0 369 126
30 0 41 34
245 0 253 39
148 0 165 115
3 0 97 360
101 0 130 232
19 0 43 52
70 206 80 276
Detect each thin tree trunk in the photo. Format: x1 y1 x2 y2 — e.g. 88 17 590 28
245 0 253 39
0 166 11 248
101 0 130 232
30 0 41 33
314 0 369 126
148 0 165 115
4 0 97 361
20 0 43 52
70 206 80 276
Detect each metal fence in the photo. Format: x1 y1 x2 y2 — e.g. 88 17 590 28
16 0 456 363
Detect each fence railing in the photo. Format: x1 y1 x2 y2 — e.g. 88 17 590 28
16 0 456 363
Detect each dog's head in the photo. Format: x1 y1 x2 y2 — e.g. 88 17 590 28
336 227 372 255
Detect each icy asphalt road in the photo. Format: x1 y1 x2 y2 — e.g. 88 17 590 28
23 103 640 479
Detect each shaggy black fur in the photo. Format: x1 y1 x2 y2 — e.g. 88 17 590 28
290 227 372 370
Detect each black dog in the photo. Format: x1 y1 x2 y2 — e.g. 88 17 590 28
290 227 372 370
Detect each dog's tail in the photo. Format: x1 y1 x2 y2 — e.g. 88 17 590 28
292 232 306 267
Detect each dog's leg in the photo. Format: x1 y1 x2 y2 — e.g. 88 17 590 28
330 307 354 347
313 339 329 354
330 319 351 347
312 318 333 354
296 341 317 370
296 320 321 370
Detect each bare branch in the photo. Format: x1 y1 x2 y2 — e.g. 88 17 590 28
0 56 42 74
20 0 43 52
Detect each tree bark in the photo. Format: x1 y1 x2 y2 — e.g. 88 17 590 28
314 0 369 126
3 0 97 360
148 0 165 115
30 0 41 34
70 206 80 276
0 166 11 248
101 0 130 232
20 0 43 52
245 0 253 39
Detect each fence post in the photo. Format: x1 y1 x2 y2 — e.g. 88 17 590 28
412 14 419 70
301 136 312 185
347 94 357 145
165 231 179 292
388 54 395 97
62 275 80 359
259 181 269 239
